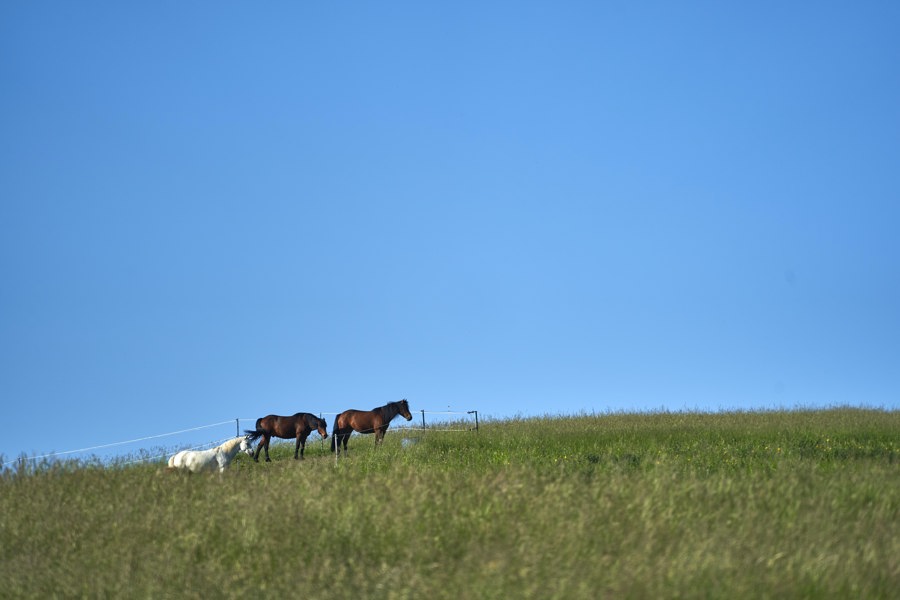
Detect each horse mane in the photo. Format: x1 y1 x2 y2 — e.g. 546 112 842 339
372 400 396 412
372 400 408 421
218 437 244 453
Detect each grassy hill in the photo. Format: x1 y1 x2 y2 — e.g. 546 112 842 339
1 408 897 598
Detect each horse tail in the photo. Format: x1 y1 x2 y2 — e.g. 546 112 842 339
331 414 341 450
244 429 263 443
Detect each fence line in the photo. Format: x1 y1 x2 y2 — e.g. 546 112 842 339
328 410 479 465
121 421 475 466
8 410 478 466
116 436 236 467
242 411 478 433
8 410 478 464
391 426 472 432
18 420 238 462
309 410 474 417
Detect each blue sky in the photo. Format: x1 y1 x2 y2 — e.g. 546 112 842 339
2 2 898 461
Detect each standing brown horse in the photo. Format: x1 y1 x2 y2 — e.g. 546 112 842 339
244 412 328 462
331 399 413 455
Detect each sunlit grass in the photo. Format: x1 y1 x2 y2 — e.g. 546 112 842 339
1 407 897 598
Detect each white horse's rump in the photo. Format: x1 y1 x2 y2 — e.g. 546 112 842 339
167 436 254 473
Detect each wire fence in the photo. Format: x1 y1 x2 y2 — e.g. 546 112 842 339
3 410 478 470
316 409 479 433
19 421 237 462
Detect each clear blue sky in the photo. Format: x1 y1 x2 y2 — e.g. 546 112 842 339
2 2 898 461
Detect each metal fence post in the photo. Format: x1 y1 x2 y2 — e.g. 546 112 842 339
421 409 426 430
468 410 479 432
236 419 240 437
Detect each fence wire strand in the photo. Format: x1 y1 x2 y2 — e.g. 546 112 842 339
117 436 236 466
18 421 237 462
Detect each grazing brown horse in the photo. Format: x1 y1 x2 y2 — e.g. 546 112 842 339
244 413 328 462
331 399 413 455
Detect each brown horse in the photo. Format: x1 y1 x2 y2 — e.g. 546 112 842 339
244 413 328 462
331 399 413 455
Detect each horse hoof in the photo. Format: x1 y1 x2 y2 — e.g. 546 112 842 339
265 458 271 463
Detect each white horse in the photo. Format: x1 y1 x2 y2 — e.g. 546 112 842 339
167 436 254 473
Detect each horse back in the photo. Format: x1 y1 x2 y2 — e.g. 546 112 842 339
257 413 313 438
256 414 288 435
340 408 384 434
335 409 360 430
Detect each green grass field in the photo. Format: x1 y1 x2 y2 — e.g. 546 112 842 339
1 408 897 598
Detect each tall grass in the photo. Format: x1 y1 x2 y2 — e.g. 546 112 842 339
1 408 897 598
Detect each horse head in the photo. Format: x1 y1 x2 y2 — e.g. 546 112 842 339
240 435 255 456
316 417 329 439
398 399 413 421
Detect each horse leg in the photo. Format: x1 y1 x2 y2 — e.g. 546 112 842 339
253 437 264 462
332 430 348 455
263 435 272 462
294 431 309 460
298 431 311 459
